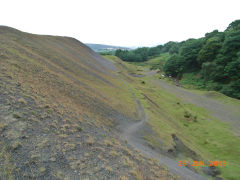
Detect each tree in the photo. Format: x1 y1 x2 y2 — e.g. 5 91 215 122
161 41 178 53
197 37 222 65
224 52 240 80
163 54 184 78
221 30 240 60
169 43 179 54
134 47 149 61
179 38 204 71
225 19 240 32
148 47 161 57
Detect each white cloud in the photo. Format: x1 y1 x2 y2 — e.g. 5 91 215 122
1 0 239 46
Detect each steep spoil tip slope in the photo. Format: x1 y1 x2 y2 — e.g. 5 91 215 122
0 26 176 180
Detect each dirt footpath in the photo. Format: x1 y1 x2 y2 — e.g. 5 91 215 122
118 73 207 180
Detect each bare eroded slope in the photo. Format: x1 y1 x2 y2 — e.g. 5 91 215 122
0 27 177 180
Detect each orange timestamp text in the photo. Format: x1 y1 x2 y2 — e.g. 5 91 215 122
178 160 227 167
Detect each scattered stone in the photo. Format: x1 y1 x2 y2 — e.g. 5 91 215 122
50 157 56 162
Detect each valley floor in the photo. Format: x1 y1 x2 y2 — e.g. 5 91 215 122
104 55 240 180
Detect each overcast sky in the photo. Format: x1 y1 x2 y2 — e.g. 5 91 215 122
1 0 239 47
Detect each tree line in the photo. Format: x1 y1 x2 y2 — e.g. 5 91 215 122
115 20 240 99
115 43 175 62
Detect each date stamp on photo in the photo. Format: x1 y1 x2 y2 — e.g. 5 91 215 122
178 160 227 167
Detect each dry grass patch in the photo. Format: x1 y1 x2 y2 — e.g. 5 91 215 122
103 139 113 147
18 97 27 105
110 150 119 157
62 143 76 154
122 155 134 167
11 141 22 150
86 136 94 146
59 133 68 138
130 168 145 180
119 176 128 180
39 166 46 173
56 171 63 179
37 138 48 148
0 123 6 131
105 166 113 172
93 146 104 152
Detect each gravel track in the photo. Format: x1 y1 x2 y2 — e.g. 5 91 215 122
118 74 207 180
153 79 240 129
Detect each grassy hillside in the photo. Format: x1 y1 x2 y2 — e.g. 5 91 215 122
127 53 170 70
103 55 240 180
0 26 176 180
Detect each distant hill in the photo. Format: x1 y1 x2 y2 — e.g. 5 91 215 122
86 43 130 52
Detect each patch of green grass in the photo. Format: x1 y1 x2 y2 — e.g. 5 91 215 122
143 86 240 179
128 53 170 71
0 143 14 180
120 62 144 76
101 55 119 62
129 61 148 67
180 72 206 89
77 126 82 132
147 53 170 71
116 61 240 179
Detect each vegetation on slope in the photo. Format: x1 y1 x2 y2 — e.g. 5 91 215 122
114 20 240 99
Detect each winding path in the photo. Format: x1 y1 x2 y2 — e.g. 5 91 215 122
118 74 207 180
